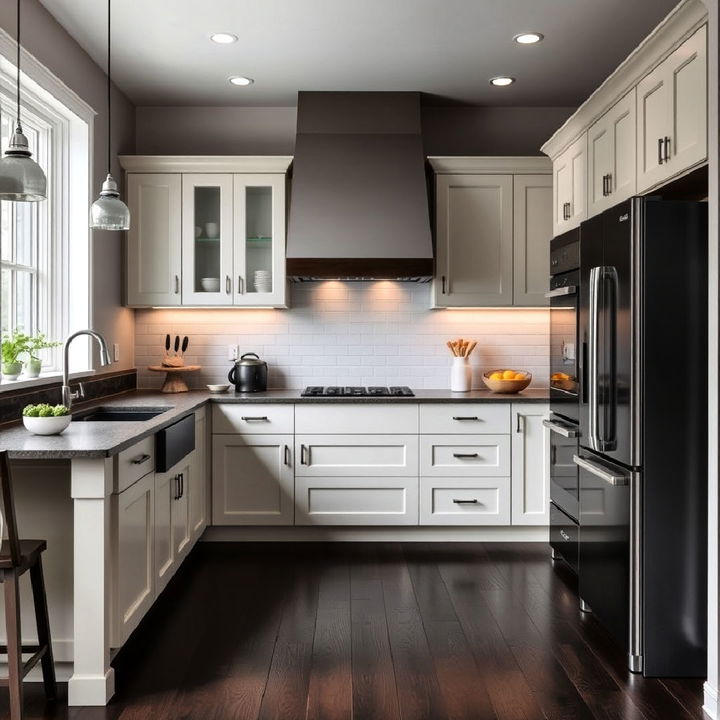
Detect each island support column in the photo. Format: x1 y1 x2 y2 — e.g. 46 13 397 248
68 457 115 706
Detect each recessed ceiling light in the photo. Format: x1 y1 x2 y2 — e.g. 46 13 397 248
210 32 238 44
489 76 515 87
513 32 544 44
229 76 254 86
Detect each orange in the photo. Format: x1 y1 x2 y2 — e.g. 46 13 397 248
502 370 515 380
490 372 503 380
514 372 526 380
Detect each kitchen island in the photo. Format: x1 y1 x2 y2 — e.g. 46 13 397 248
0 387 549 706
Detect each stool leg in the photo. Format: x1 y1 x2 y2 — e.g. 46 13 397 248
30 558 56 700
4 569 23 720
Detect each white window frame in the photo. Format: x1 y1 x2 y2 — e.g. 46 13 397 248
0 28 94 389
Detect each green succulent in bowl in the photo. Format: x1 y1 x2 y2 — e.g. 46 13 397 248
23 403 70 418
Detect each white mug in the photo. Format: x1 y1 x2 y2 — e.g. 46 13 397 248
205 222 219 238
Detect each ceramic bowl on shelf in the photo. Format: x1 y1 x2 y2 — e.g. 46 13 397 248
23 415 72 435
200 277 221 292
206 384 230 394
482 370 532 394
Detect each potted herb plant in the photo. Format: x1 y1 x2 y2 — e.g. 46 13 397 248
1 331 30 380
24 333 60 378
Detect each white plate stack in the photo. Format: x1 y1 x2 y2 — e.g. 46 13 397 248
253 270 272 293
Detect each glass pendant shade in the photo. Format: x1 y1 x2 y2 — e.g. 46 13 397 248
0 127 46 203
89 173 130 230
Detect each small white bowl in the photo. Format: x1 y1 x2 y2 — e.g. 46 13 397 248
23 415 72 435
206 384 230 394
200 277 221 292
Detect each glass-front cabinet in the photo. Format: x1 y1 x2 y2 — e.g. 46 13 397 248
121 157 291 308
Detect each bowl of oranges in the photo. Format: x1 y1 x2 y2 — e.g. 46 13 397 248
482 369 532 394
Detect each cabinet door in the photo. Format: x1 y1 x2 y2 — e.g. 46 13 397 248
112 472 154 647
553 135 587 235
434 174 513 307
513 175 552 306
587 90 636 216
233 174 286 307
212 434 294 525
173 460 191 560
154 469 175 594
126 174 182 307
189 413 207 542
511 403 550 525
181 174 234 305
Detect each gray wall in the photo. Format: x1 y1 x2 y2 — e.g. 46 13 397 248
0 0 136 371
135 104 575 157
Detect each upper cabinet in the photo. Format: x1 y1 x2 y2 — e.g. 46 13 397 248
636 25 707 193
542 1 708 234
429 157 552 309
587 90 637 217
552 135 587 236
120 157 292 308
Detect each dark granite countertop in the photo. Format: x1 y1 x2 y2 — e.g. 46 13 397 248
1 388 550 459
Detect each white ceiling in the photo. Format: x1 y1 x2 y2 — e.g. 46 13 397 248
39 0 680 107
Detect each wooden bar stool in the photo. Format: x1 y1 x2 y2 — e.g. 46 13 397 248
0 452 56 719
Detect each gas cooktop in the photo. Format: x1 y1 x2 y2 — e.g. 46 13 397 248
301 386 415 397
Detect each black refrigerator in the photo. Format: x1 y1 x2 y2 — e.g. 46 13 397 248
576 197 707 677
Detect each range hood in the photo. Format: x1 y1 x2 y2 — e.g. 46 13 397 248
287 92 433 281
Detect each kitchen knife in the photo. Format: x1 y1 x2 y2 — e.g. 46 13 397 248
165 334 171 353
174 336 180 355
181 336 189 356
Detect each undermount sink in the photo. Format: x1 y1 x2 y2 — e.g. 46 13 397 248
73 406 173 422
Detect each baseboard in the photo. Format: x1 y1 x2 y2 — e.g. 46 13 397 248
704 682 719 719
202 526 550 542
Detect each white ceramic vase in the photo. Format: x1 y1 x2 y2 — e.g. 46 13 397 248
450 356 472 392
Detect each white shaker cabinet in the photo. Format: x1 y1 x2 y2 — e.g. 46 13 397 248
111 470 155 647
587 90 637 217
636 25 707 193
212 434 295 526
126 174 182 306
552 134 587 235
434 173 514 307
513 175 552 306
511 403 550 526
189 410 208 542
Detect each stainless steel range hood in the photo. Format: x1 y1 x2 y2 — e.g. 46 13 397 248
287 92 433 281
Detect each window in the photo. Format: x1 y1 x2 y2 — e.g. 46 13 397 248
0 31 92 383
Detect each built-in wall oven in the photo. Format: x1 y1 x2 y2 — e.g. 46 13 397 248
545 229 581 571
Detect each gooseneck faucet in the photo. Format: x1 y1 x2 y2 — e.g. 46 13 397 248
61 330 112 409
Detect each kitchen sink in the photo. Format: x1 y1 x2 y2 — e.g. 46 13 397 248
73 406 173 422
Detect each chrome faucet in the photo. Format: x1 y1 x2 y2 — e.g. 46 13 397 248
61 330 112 409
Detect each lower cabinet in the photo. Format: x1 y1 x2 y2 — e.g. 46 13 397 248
419 477 511 525
511 403 550 525
111 470 155 647
212 434 294 525
189 410 208 541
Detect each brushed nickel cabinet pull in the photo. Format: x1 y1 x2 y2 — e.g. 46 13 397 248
225 275 232 294
131 453 152 465
453 498 479 504
453 452 479 459
300 444 308 465
452 416 479 421
174 275 180 294
241 416 269 422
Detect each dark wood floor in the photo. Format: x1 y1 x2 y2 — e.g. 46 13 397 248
0 542 708 720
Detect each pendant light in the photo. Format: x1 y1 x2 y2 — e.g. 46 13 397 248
90 0 130 230
0 0 47 202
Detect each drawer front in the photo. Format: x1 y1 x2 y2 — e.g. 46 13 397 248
550 502 578 573
116 436 155 493
420 477 510 525
212 404 294 434
295 477 418 525
295 404 418 434
419 404 510 434
295 435 418 477
420 435 510 477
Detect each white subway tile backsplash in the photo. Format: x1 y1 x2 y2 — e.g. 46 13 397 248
135 282 549 390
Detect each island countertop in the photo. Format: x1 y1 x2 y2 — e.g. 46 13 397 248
1 388 550 459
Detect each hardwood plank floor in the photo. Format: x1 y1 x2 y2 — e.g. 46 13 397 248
0 542 707 720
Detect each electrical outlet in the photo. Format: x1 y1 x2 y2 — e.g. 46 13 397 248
113 343 120 362
228 344 239 361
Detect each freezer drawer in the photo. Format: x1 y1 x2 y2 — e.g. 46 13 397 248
549 502 578 573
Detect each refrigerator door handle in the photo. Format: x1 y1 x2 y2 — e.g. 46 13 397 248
542 419 579 438
544 285 577 298
588 267 602 451
573 454 629 486
603 267 619 450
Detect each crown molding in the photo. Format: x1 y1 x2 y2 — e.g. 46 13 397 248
541 0 708 159
427 156 551 174
118 155 293 173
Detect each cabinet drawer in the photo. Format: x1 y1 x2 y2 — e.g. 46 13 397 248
420 435 510 477
419 404 509 434
115 436 155 493
550 502 578 573
419 477 510 525
295 434 418 477
295 477 418 526
295 404 418 434
212 404 294 434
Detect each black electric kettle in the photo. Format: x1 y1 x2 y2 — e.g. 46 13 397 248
228 353 268 393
